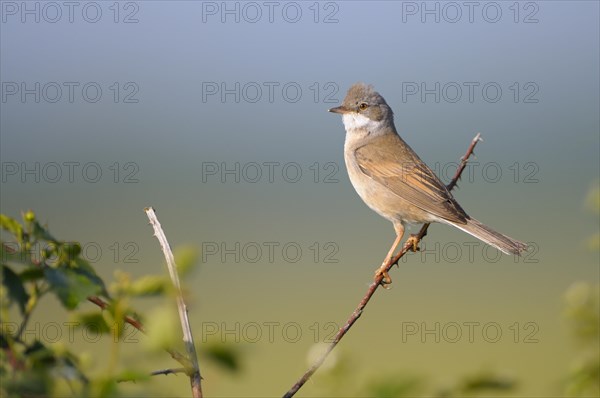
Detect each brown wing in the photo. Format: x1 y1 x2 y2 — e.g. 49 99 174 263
354 135 468 224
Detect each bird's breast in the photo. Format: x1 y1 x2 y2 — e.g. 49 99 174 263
343 147 439 225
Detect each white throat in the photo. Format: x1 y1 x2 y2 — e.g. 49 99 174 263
342 113 382 133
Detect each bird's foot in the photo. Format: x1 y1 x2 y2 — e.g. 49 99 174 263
406 234 421 252
374 265 392 288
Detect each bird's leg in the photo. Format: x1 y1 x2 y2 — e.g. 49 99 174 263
374 226 404 287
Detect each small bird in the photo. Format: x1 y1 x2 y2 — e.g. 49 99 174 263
329 83 527 285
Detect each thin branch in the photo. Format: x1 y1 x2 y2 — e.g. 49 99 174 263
282 133 482 398
145 207 203 398
150 367 187 377
116 367 187 383
447 133 481 191
16 303 34 340
87 296 145 332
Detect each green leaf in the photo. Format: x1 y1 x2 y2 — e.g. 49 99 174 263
203 343 241 372
117 369 150 383
129 275 169 296
1 265 30 314
458 371 515 393
367 375 421 398
44 267 104 310
565 282 600 343
24 215 56 242
143 305 178 351
585 185 600 215
175 245 199 276
1 370 52 397
25 340 56 367
71 257 109 297
18 267 44 282
1 242 35 267
72 312 111 334
0 214 24 242
58 242 82 264
90 376 118 397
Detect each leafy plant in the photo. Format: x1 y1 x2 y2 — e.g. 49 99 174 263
0 211 240 397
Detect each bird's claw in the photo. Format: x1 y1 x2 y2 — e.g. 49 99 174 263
374 267 392 288
406 234 421 252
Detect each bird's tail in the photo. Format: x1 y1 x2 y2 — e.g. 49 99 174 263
450 218 528 255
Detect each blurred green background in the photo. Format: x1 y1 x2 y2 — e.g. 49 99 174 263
1 1 598 396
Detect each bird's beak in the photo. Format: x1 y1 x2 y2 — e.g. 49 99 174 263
328 106 349 114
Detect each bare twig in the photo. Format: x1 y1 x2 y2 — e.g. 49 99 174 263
116 367 188 383
447 133 481 191
150 367 188 377
87 296 146 332
282 133 482 398
145 207 203 398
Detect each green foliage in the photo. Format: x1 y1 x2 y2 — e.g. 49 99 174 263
584 183 600 250
1 212 107 313
128 275 170 296
449 370 515 396
562 184 600 396
202 342 242 373
174 245 199 276
1 339 89 397
564 283 600 344
1 265 29 314
143 305 180 352
44 266 105 310
72 312 112 335
1 212 110 396
563 282 600 397
366 374 422 397
0 211 226 398
585 183 600 215
0 214 24 243
363 370 514 398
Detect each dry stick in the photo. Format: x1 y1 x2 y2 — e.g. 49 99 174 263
145 207 203 398
282 133 482 398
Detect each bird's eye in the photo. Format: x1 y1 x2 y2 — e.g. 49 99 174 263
358 102 368 110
